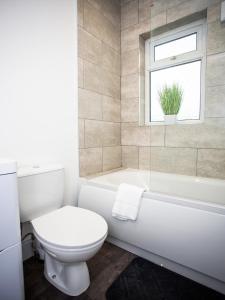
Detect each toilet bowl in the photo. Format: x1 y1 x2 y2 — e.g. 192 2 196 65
17 164 108 296
32 205 108 296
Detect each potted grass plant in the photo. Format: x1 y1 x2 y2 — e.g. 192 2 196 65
158 84 183 125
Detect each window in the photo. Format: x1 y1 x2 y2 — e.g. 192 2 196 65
145 20 206 125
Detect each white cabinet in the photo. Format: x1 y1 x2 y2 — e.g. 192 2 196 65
0 173 21 251
0 159 24 300
0 244 24 300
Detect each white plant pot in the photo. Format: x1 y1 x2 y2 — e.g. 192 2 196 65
164 114 177 125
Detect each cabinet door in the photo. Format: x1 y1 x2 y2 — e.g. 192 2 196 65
0 173 21 251
0 243 24 300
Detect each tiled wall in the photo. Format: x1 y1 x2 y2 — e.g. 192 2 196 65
78 0 225 180
78 0 121 176
121 0 225 179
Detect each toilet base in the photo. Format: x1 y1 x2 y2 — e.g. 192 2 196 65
44 252 90 296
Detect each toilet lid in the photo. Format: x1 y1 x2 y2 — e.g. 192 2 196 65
31 206 108 249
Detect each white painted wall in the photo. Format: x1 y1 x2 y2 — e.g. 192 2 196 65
0 0 78 205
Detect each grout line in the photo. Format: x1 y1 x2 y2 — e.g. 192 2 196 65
101 146 103 173
207 51 225 58
137 146 140 168
80 117 121 124
80 56 121 77
84 119 86 148
120 145 225 150
138 0 140 24
164 125 166 147
78 86 121 101
205 116 225 119
207 83 225 88
196 148 199 177
80 146 121 150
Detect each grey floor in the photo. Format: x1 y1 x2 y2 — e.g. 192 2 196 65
23 242 135 300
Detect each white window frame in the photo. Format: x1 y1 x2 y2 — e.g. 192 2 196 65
145 19 207 126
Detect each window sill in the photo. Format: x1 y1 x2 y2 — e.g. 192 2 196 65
144 119 204 126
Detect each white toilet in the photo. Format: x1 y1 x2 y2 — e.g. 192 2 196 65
18 164 108 296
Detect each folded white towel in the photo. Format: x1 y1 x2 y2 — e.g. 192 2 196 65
112 183 145 221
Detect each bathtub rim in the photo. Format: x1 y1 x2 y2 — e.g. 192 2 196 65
80 168 225 211
83 167 225 184
78 178 225 215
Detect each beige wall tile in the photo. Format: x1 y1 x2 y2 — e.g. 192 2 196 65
122 146 139 168
78 88 102 120
78 0 84 27
84 0 120 52
121 0 133 5
103 122 121 146
207 2 220 23
166 119 225 149
121 123 150 146
101 69 120 98
122 49 139 76
103 0 121 29
150 11 167 30
84 1 104 40
78 58 84 88
196 118 225 149
121 73 139 99
79 147 102 176
87 0 103 11
167 0 207 23
165 124 197 148
121 98 139 122
78 27 102 64
139 0 167 22
122 20 149 44
102 43 120 75
84 61 102 93
207 52 225 86
149 0 167 17
207 21 225 55
85 120 103 147
166 0 186 10
137 19 151 36
79 119 85 148
102 96 120 122
138 0 151 23
150 147 197 176
103 146 121 171
139 146 150 169
121 25 139 53
78 0 121 176
197 149 225 179
85 120 120 148
208 0 222 8
102 18 120 52
121 0 138 30
206 85 225 117
150 126 165 146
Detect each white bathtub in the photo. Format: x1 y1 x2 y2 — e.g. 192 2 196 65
78 168 225 294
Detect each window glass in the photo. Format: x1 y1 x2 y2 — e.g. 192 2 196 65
150 60 201 122
154 33 197 61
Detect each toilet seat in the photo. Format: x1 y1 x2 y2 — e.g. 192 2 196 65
31 206 108 249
